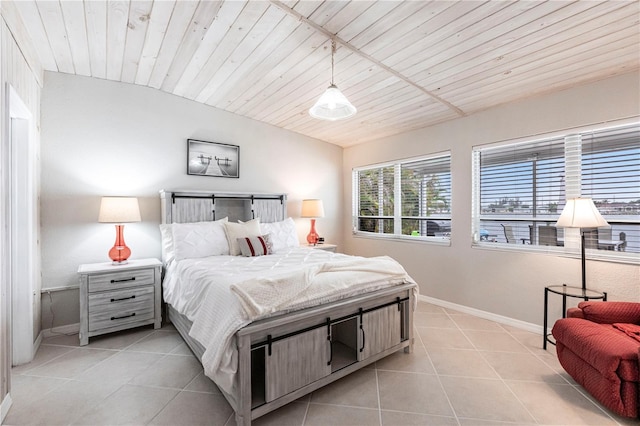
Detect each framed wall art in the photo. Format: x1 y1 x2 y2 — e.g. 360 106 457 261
187 139 239 178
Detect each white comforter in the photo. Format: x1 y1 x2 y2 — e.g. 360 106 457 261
163 247 417 396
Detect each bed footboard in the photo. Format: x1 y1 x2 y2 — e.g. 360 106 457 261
168 284 415 426
235 283 415 425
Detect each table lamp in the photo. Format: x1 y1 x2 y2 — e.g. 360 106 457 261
555 197 609 291
301 199 325 245
98 197 141 264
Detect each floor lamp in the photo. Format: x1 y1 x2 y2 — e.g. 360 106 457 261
555 197 609 291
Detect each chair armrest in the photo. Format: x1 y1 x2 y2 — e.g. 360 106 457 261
575 301 640 324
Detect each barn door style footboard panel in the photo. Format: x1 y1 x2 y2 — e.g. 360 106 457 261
234 284 415 425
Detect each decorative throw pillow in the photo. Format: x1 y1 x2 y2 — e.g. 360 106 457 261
171 218 229 260
237 234 273 257
224 218 261 256
260 217 299 253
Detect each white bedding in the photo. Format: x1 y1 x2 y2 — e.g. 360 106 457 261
163 247 417 396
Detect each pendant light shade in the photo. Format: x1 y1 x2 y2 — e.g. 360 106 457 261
309 40 356 121
309 84 357 121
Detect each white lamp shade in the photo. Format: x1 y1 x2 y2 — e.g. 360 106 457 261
555 198 609 228
98 197 141 223
309 85 357 121
301 199 325 218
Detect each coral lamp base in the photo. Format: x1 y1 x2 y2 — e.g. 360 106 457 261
109 224 132 265
306 218 319 245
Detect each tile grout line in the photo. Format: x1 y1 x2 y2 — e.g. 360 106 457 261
68 332 161 383
374 367 383 426
300 397 311 426
413 314 462 426
449 310 625 425
499 323 622 424
447 311 542 425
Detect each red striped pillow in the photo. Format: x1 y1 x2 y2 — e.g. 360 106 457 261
237 234 273 257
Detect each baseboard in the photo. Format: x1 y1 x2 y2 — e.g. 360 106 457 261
418 295 543 334
42 322 80 338
1 393 12 424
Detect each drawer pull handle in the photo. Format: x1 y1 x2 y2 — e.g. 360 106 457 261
111 313 136 320
111 295 136 302
110 277 136 284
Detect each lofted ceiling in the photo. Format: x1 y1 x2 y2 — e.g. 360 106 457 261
4 0 640 147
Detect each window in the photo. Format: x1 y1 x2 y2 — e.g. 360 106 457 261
474 136 565 245
472 122 639 257
580 125 640 253
353 153 451 241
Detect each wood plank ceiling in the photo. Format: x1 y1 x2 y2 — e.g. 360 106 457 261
6 0 640 147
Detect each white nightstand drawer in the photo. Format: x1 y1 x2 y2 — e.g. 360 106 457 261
88 268 155 293
88 285 154 313
89 307 154 332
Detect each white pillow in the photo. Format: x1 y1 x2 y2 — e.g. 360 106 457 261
159 224 175 263
224 218 261 256
171 218 229 261
260 217 299 253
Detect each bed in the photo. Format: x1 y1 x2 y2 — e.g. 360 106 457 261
159 190 417 425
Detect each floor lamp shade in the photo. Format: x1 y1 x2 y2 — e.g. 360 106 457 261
99 197 141 264
556 198 609 228
301 199 325 245
555 198 609 291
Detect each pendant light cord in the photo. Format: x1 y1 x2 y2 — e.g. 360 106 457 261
331 40 336 85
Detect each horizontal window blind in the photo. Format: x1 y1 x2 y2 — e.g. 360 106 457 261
473 121 639 257
477 137 565 245
401 156 452 236
356 166 394 234
581 124 640 207
354 153 451 239
581 123 640 253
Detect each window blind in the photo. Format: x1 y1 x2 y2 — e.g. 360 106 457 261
401 156 452 236
472 121 639 257
580 123 640 252
353 152 452 239
476 136 566 245
356 166 394 234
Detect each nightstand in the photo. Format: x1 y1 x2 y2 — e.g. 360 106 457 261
78 258 162 346
309 243 337 252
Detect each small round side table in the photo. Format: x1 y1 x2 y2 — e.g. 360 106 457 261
543 284 607 350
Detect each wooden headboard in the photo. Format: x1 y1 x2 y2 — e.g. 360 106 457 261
159 190 287 224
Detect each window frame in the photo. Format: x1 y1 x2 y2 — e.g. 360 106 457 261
353 151 452 245
471 119 640 264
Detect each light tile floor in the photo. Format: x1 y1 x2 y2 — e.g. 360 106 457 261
4 301 638 425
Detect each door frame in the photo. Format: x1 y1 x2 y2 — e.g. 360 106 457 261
6 84 37 366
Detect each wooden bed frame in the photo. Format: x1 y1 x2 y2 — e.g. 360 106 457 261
159 190 415 425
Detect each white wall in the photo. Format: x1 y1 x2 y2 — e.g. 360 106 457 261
343 72 640 326
40 72 342 328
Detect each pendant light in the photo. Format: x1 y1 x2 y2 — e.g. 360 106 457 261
309 40 357 121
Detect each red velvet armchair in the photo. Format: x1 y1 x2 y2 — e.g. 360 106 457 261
552 301 640 418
